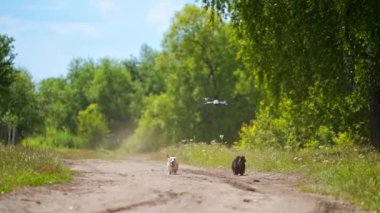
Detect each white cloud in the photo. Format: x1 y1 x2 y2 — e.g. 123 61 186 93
47 22 101 38
146 0 185 33
92 0 120 18
0 16 18 28
23 0 67 12
0 16 101 38
0 16 38 34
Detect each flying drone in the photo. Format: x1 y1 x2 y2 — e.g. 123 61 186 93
204 97 228 105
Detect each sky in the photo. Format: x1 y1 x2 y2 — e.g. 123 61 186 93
0 0 198 82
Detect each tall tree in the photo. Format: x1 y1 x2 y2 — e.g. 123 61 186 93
163 5 260 143
86 58 133 130
38 78 70 132
66 58 96 132
0 34 16 98
124 45 166 120
128 5 260 151
85 58 134 148
2 70 41 144
0 34 17 131
202 0 380 148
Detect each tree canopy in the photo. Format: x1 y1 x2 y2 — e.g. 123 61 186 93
202 0 380 148
0 34 16 106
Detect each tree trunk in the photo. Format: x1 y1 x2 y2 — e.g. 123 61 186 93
7 125 11 145
370 94 380 150
369 53 380 149
11 127 16 145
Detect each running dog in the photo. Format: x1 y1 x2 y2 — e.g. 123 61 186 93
232 156 246 176
167 155 178 175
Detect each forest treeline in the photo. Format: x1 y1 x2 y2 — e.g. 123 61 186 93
0 3 379 151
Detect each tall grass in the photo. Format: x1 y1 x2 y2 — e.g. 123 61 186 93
21 131 80 148
0 145 72 193
54 148 116 160
157 143 380 212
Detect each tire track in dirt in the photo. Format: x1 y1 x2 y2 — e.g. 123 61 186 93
105 191 180 212
181 168 257 192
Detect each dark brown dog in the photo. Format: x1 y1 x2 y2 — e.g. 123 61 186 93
232 156 246 176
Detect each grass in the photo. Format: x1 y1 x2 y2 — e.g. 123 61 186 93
0 144 118 194
54 147 115 160
0 145 73 193
155 143 380 212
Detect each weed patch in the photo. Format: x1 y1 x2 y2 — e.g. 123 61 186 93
0 145 72 193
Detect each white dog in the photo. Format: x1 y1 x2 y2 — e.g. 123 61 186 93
166 155 178 175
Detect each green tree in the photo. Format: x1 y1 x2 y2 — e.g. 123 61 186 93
126 45 167 120
38 78 70 132
85 58 133 148
163 5 259 143
86 58 133 128
202 0 380 148
66 58 97 132
0 34 16 99
1 70 41 144
127 5 260 150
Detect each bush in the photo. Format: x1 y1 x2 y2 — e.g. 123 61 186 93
237 103 299 149
77 103 109 149
22 130 80 148
237 96 367 150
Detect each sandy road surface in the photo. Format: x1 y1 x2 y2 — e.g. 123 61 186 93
0 157 365 213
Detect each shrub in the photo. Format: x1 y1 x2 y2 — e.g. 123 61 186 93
77 103 109 149
22 130 80 148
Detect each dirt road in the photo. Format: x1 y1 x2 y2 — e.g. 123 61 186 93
0 157 364 212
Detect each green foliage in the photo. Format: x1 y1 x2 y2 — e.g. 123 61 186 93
237 101 301 149
237 88 368 149
38 78 70 131
0 145 72 193
0 34 16 98
62 58 137 148
125 5 261 150
1 70 42 143
22 129 80 148
65 58 97 132
86 58 133 129
0 36 41 144
77 103 109 149
202 0 379 147
127 45 167 121
9 70 42 134
122 94 176 152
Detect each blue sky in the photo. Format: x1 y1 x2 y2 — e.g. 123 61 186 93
0 0 197 82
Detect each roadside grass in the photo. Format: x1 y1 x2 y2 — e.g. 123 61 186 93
54 148 115 160
156 143 380 212
0 145 72 194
